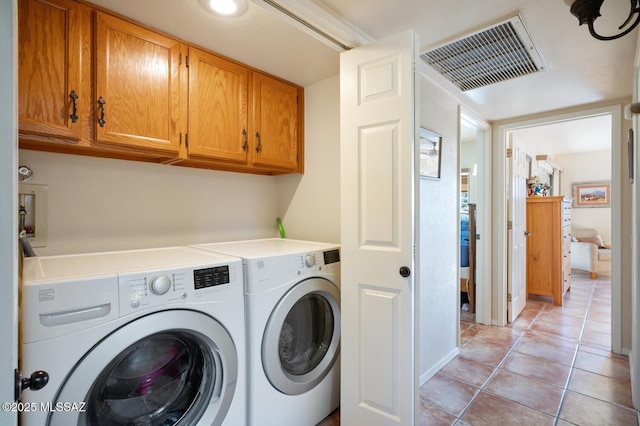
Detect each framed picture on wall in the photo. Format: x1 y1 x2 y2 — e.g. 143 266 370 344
572 182 611 208
419 127 442 179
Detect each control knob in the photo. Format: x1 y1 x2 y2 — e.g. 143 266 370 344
304 254 316 267
149 275 172 295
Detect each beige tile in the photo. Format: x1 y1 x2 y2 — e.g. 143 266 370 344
458 338 511 366
515 332 578 365
419 373 478 416
484 370 563 415
582 328 612 349
530 320 582 341
473 326 521 347
559 391 638 426
537 309 585 326
568 368 633 408
585 319 611 334
501 350 571 388
461 392 555 426
541 303 588 319
418 401 457 426
439 355 495 388
575 350 631 380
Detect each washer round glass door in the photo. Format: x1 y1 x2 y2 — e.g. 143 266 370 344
262 277 340 395
49 310 237 426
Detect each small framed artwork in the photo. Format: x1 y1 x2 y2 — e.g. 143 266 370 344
419 127 442 179
572 182 611 208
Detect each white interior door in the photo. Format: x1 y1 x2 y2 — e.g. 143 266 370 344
340 30 418 425
1 1 19 424
507 133 528 322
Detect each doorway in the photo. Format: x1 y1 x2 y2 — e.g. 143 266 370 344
458 109 491 330
495 105 622 354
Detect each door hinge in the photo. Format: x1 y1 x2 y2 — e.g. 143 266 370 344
507 293 512 302
507 220 512 230
506 148 513 158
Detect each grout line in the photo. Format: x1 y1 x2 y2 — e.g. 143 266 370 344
453 328 527 424
552 279 597 425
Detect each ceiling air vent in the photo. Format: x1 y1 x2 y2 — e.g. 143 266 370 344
420 15 545 91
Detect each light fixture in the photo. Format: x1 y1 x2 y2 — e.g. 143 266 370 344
199 0 247 17
565 0 640 40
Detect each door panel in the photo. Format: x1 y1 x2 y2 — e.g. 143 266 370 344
94 12 182 154
508 134 528 322
188 47 249 164
340 30 418 425
18 0 91 141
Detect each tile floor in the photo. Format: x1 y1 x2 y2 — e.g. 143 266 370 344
319 272 639 425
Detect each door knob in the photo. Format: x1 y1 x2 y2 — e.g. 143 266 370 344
14 369 49 401
399 266 411 277
524 231 531 237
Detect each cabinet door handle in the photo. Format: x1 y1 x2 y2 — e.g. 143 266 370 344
255 131 262 153
97 96 106 127
242 129 248 151
524 231 531 237
69 90 79 123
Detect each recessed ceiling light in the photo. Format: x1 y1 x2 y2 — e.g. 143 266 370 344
199 0 247 17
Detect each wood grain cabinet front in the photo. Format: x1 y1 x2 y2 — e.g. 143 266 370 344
94 12 183 156
18 0 92 145
18 1 304 174
250 72 303 173
526 196 572 306
185 47 249 165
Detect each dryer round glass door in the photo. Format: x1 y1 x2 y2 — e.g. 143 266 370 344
262 277 340 395
48 310 237 426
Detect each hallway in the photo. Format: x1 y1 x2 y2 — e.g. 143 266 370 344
420 273 637 425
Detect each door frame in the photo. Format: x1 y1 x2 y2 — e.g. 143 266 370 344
493 105 622 354
0 0 18 423
459 108 492 325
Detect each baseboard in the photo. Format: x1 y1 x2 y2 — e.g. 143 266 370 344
629 349 640 409
419 347 459 386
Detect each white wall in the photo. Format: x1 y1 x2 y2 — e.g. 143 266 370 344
278 75 340 243
419 76 460 381
557 150 612 242
18 150 281 255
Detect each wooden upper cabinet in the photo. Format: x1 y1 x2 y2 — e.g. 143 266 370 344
187 47 249 164
251 72 302 172
18 0 92 142
94 12 183 154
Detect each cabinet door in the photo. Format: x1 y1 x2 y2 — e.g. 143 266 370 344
95 12 182 154
18 0 92 142
188 48 248 164
251 72 300 171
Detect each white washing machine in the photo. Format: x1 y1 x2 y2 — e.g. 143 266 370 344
20 246 246 426
192 238 341 426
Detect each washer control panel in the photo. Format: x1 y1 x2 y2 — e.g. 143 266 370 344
298 249 340 273
118 261 240 315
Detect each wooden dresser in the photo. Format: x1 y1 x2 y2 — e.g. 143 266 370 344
526 196 572 306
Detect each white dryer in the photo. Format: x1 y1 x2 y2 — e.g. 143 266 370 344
20 246 246 426
192 238 341 426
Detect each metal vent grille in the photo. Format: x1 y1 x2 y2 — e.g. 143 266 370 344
420 15 545 91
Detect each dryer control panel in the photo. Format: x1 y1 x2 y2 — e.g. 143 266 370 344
119 261 242 315
245 248 340 294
